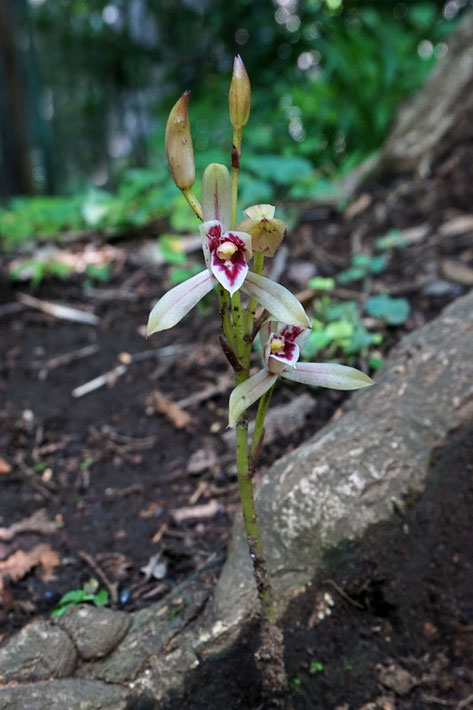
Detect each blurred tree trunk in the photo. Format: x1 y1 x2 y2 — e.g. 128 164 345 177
0 0 34 195
337 9 473 202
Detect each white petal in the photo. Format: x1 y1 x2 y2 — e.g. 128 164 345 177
242 272 310 329
210 251 248 296
201 163 231 231
270 342 300 368
228 370 278 427
147 269 215 335
282 363 374 390
243 204 275 220
259 319 276 356
199 220 222 270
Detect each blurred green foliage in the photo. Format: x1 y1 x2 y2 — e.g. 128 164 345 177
302 228 410 367
0 0 466 248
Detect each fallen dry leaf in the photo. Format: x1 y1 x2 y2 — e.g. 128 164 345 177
0 544 60 596
441 258 473 286
0 458 11 475
0 509 60 542
149 390 192 430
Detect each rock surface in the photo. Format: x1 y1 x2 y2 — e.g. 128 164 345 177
56 604 131 660
0 620 77 683
0 679 128 710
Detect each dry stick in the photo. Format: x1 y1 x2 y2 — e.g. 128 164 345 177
323 578 364 610
35 344 99 380
17 292 100 325
77 550 118 604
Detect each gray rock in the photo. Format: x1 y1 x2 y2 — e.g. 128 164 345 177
56 604 131 660
215 290 473 626
0 621 77 684
76 575 210 683
0 678 128 710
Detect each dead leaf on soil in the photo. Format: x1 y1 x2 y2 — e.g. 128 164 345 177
344 193 372 220
0 458 11 475
0 509 61 541
187 447 218 475
147 390 192 430
377 662 417 696
441 259 473 286
439 214 473 237
0 544 60 596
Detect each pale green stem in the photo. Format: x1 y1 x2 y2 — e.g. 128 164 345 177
250 381 275 464
182 187 203 221
231 290 245 361
246 253 264 349
217 284 235 349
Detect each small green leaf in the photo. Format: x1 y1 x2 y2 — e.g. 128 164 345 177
308 276 335 291
337 267 366 284
375 230 407 251
92 589 109 607
57 589 89 605
325 320 353 340
86 264 111 282
365 294 410 325
368 355 384 370
309 660 324 674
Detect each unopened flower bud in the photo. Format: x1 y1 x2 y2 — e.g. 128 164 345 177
165 91 195 190
201 163 231 229
238 204 287 257
229 55 251 131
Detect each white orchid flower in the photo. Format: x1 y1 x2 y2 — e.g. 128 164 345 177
147 165 310 336
228 321 374 426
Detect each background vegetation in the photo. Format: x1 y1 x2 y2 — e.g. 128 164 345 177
0 0 469 247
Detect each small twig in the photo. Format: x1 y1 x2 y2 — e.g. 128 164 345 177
458 694 473 710
17 292 100 325
34 344 99 380
0 302 26 318
78 550 118 604
72 364 127 398
151 523 168 545
322 578 364 609
177 373 232 409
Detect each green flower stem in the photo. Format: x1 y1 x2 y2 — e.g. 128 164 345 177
182 187 203 221
250 381 275 465
234 378 275 624
245 253 264 350
229 127 275 626
231 291 245 361
217 284 235 349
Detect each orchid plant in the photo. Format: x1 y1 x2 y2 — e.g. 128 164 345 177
147 56 373 699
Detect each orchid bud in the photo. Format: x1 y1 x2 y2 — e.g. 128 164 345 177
201 163 231 230
238 204 287 257
165 91 195 190
229 55 251 131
